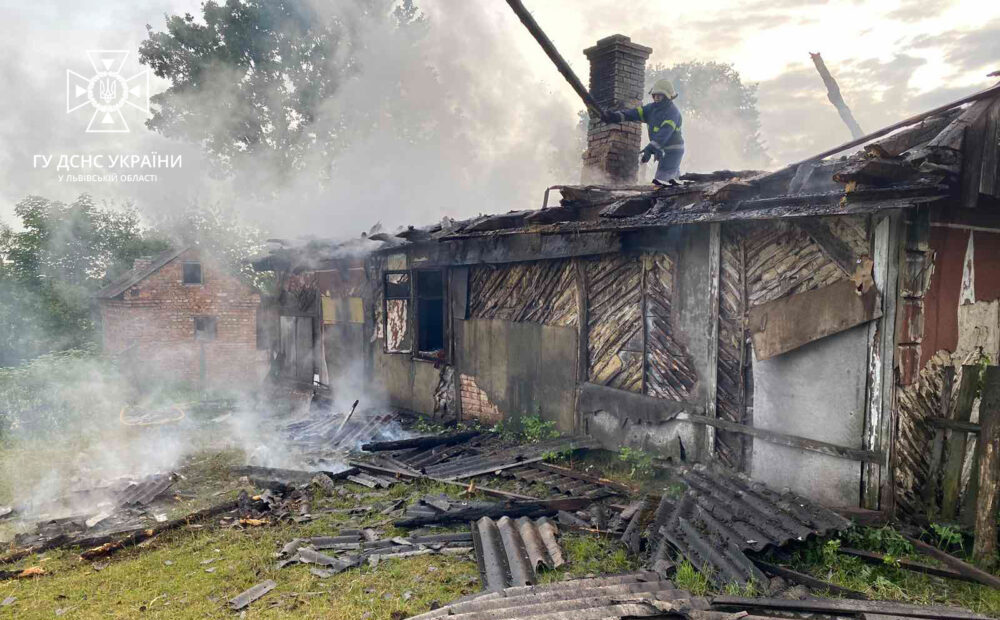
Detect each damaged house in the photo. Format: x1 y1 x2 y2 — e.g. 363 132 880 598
255 35 1000 520
96 246 267 388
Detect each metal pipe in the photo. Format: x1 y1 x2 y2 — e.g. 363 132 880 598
504 0 603 116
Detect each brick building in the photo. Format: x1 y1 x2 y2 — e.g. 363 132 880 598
95 247 267 388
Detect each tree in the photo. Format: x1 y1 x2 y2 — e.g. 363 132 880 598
646 62 770 171
151 202 273 292
139 0 423 179
0 195 169 364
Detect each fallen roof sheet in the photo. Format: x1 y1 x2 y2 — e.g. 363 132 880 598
472 516 563 591
650 464 852 590
422 436 600 480
500 462 629 498
405 572 696 620
113 473 176 507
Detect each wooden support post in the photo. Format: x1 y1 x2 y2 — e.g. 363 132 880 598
705 222 721 461
923 366 955 517
973 366 1000 569
941 365 982 520
573 259 589 434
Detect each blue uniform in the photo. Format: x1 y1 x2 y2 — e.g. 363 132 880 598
612 99 684 182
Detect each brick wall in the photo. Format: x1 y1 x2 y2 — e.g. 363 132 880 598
582 34 652 185
458 373 502 425
99 248 266 388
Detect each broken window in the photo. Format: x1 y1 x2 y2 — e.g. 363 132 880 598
194 316 217 341
384 272 411 352
415 270 445 355
183 261 203 284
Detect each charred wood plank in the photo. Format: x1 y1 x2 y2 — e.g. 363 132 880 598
524 205 580 225
752 559 867 599
929 418 982 434
838 547 979 584
599 197 655 219
865 112 958 158
394 497 592 528
681 413 881 463
361 431 480 452
832 157 918 186
973 366 1000 568
905 534 1000 590
748 278 881 361
79 499 240 561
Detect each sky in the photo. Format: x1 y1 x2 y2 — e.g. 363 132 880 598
0 0 997 237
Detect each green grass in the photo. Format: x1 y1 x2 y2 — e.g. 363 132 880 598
773 527 1000 616
0 444 642 619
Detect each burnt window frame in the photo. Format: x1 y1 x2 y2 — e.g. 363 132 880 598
194 315 217 341
382 270 412 354
182 261 203 285
413 268 446 360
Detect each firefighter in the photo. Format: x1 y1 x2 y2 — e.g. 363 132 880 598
602 79 684 185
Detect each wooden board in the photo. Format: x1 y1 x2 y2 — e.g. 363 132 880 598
681 413 881 463
748 278 881 361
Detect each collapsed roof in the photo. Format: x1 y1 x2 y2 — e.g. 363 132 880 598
255 85 1000 269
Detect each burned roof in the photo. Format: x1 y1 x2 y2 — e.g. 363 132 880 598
254 88 1000 270
94 246 190 299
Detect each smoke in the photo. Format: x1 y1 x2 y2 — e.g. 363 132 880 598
134 0 584 240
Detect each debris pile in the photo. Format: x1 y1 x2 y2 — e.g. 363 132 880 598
407 571 993 620
646 464 851 590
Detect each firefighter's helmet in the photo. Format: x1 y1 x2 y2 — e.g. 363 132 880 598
649 79 678 100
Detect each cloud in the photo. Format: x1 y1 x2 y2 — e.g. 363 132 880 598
888 0 952 22
911 18 1000 75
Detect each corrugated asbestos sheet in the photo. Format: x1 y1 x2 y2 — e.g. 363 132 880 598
403 495 496 523
651 464 851 589
284 413 395 452
472 516 563 591
113 474 175 507
501 462 628 498
405 572 695 620
469 260 578 326
422 436 600 480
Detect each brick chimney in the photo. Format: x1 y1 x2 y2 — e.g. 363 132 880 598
132 256 153 272
581 35 652 185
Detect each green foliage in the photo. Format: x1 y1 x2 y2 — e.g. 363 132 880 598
487 414 558 444
673 561 710 595
617 446 653 479
929 522 965 551
844 525 913 558
646 61 770 169
0 195 169 364
0 194 272 365
150 202 273 292
139 0 423 179
520 414 559 443
0 349 129 438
